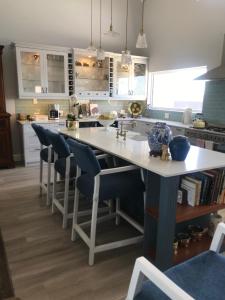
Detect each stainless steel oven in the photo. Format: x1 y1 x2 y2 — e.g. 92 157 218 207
185 127 225 153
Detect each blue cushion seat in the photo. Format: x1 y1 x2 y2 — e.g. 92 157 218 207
135 250 225 300
40 147 54 163
54 157 77 178
77 170 145 201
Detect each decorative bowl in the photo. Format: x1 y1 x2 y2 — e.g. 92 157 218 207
177 233 191 248
187 225 208 241
98 119 115 130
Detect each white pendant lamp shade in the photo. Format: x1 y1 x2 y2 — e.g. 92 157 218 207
121 50 132 67
97 0 105 60
87 42 97 52
136 0 148 48
87 0 96 53
121 0 132 67
97 47 105 60
104 25 120 37
136 32 147 48
104 0 120 37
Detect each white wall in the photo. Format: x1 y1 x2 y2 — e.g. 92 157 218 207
142 0 225 71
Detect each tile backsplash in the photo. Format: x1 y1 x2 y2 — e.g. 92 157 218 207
202 81 225 125
15 98 146 117
15 81 225 125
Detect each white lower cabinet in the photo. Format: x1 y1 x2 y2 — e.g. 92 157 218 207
20 122 66 166
170 126 186 136
132 121 153 135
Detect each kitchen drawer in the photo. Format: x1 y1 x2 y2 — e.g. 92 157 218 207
24 132 39 147
171 126 185 136
24 147 40 164
134 121 153 135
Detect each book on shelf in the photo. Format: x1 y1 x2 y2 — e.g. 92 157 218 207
179 168 225 207
185 176 202 206
181 178 197 207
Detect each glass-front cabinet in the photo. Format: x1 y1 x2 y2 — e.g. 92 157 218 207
73 49 113 99
16 47 69 99
113 56 148 100
114 59 130 97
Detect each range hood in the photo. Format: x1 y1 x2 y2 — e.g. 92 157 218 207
195 35 225 81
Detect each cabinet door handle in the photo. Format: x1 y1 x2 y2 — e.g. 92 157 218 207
45 87 48 93
41 87 45 93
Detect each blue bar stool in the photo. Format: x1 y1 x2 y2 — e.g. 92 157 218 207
47 131 77 229
127 222 225 300
31 124 53 206
67 138 145 266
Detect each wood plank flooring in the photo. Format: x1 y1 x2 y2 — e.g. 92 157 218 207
0 165 142 300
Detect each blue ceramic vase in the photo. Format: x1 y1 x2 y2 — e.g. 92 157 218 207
169 135 190 161
147 122 172 156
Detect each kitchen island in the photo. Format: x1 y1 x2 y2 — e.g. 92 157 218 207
60 127 225 270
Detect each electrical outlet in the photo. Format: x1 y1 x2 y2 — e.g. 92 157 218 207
33 98 38 105
164 112 170 119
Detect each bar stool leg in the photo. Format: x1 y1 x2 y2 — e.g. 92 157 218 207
40 158 43 196
116 197 120 225
62 175 69 229
89 175 100 266
62 156 71 229
71 188 79 241
46 147 52 206
52 153 58 214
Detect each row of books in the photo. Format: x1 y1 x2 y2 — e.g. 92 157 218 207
178 169 225 207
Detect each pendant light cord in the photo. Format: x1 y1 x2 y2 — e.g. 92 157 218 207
100 0 102 48
90 0 93 44
110 0 113 27
141 0 145 34
125 0 129 51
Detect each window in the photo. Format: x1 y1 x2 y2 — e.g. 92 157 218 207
149 66 207 111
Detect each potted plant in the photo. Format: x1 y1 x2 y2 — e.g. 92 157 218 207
66 113 79 130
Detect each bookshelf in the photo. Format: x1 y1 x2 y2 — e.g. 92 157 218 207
147 203 225 223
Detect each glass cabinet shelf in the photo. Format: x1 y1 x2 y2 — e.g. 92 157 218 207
74 53 112 98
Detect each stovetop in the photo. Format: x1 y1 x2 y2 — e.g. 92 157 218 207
185 125 225 143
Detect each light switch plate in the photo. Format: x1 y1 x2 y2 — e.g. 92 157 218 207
164 112 170 119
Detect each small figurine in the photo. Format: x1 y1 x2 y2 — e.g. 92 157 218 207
161 144 170 161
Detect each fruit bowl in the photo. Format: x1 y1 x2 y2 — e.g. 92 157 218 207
97 114 115 129
98 119 114 128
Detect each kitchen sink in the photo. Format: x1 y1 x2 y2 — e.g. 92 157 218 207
129 135 147 141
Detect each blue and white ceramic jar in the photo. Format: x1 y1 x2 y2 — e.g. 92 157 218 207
169 135 190 161
147 122 172 156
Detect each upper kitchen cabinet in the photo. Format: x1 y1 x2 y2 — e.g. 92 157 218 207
73 48 113 100
16 45 69 99
113 56 148 100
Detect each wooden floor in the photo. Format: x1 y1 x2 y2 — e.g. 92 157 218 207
0 165 142 300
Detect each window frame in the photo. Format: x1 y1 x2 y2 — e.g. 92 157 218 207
147 66 207 113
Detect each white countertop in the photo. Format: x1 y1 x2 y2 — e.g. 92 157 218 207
59 127 225 177
17 117 191 129
17 118 99 125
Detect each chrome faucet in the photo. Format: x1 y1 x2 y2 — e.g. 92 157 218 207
116 121 128 140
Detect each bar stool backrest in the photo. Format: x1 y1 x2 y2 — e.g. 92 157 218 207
32 123 51 146
46 130 71 158
67 138 101 176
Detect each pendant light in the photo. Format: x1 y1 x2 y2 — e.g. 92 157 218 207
104 0 120 37
87 0 96 52
97 0 105 60
121 0 132 67
136 0 148 48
